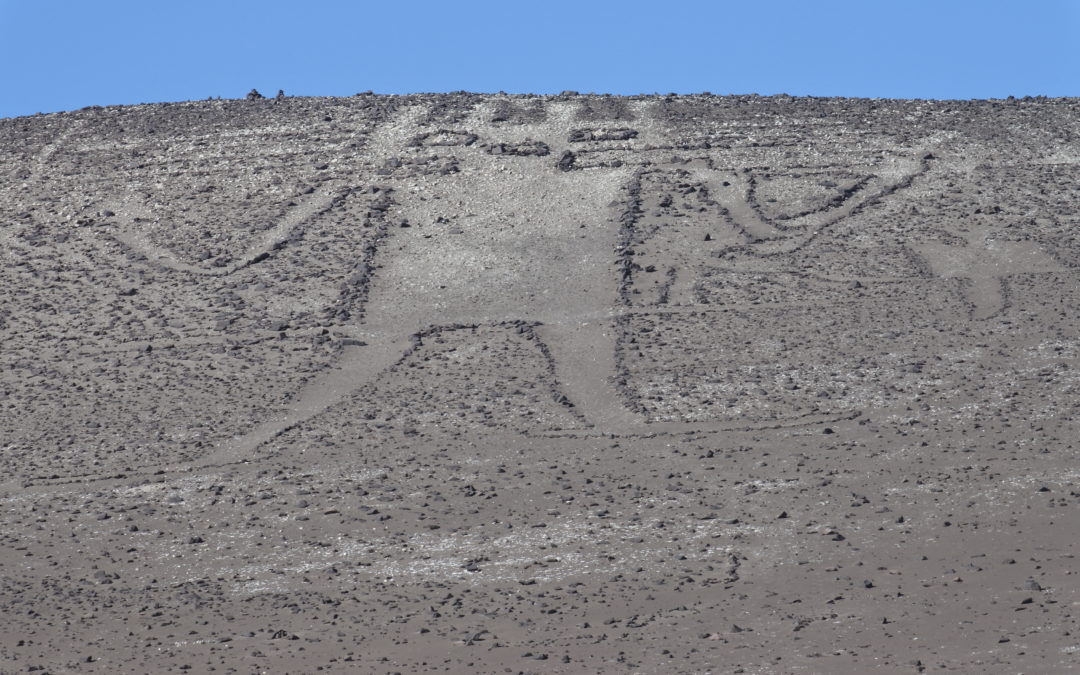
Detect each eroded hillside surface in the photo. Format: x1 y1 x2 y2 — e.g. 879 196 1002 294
1 93 1079 673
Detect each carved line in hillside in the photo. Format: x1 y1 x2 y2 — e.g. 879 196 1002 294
965 276 1007 321
6 328 331 359
17 109 609 479
209 320 594 467
108 183 352 277
30 118 87 183
614 169 645 306
4 302 869 493
692 268 965 308
604 154 940 427
1 111 425 494
4 113 939 491
536 320 641 432
707 151 935 260
4 320 571 490
318 187 395 324
655 266 681 305
181 107 473 462
1 336 418 494
10 257 1008 493
535 310 869 437
516 323 595 429
565 140 880 171
1 106 434 492
92 187 396 471
347 104 642 437
614 165 792 308
0 120 89 249
196 333 415 468
624 164 821 305
746 170 875 230
911 224 1066 320
539 410 864 440
24 118 421 489
617 167 744 307
709 169 782 242
9 405 862 493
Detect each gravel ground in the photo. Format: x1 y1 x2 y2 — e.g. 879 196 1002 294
1 93 1078 673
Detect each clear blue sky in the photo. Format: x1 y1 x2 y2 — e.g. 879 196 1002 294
2 0 1078 118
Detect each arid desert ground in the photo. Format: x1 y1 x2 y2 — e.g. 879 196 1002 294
1 93 1079 673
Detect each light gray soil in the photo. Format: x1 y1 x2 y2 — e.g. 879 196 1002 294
1 93 1079 674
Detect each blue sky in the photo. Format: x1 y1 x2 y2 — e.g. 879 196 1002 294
1 0 1078 118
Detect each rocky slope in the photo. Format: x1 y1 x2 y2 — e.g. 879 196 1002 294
1 93 1078 673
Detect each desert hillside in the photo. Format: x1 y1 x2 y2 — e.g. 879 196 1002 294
1 93 1078 673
